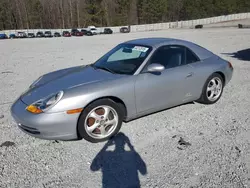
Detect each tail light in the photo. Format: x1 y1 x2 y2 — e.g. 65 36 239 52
228 61 233 69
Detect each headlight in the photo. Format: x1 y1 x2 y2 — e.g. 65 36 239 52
26 91 64 114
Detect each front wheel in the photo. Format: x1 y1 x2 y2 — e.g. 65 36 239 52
197 73 224 104
77 99 124 143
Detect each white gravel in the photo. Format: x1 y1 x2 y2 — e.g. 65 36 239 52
0 28 250 188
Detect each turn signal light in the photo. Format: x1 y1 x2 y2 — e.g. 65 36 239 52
67 108 83 114
26 105 43 114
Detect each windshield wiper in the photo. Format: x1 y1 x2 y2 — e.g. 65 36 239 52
92 65 117 74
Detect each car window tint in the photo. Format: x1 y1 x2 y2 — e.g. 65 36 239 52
150 45 185 69
186 48 199 64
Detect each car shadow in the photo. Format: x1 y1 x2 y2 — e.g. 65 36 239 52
90 132 147 188
222 49 250 61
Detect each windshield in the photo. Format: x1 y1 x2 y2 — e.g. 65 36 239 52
92 43 152 75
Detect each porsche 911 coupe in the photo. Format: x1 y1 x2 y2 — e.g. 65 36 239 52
11 38 233 143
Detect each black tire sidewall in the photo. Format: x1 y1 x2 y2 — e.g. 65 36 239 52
77 99 124 143
199 73 224 104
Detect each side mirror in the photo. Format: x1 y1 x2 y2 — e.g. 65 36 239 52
146 63 165 73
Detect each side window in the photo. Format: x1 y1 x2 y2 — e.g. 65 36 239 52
149 45 185 69
186 48 199 64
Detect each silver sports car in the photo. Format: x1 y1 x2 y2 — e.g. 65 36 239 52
11 38 233 143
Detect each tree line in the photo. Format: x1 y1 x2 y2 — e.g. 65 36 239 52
0 0 250 30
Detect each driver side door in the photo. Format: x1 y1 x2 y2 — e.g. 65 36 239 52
135 45 196 114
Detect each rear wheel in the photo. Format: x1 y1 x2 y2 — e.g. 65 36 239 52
77 99 124 143
197 73 224 104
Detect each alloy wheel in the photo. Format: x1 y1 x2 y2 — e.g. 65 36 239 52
84 105 119 139
206 77 223 102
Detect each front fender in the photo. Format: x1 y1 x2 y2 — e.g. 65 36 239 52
46 76 137 119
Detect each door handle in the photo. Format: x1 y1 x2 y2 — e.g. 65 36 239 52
186 72 194 77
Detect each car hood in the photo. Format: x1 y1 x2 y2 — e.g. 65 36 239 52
20 65 122 105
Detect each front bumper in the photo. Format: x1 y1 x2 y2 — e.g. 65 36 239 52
11 98 79 140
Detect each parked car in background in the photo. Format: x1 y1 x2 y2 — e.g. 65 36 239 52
81 29 93 36
71 29 84 36
89 28 98 35
54 32 61 37
36 31 45 38
103 28 113 34
28 33 35 38
0 33 8 39
44 31 53 38
9 34 16 39
62 31 71 37
120 27 130 33
16 32 28 38
195 24 203 29
87 26 101 35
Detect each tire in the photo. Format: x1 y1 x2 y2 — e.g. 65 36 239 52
77 98 124 143
197 73 224 104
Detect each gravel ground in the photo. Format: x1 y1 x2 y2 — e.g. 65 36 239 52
0 28 250 188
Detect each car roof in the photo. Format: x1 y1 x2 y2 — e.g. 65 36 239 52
124 37 174 47
123 37 215 60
